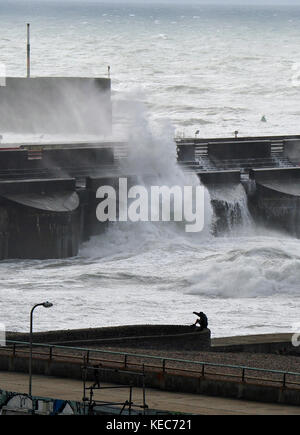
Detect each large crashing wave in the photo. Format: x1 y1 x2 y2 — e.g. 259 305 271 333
81 96 213 258
208 183 254 235
185 236 300 298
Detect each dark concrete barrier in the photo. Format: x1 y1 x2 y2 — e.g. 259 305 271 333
86 175 138 192
208 140 271 160
251 167 300 183
0 178 76 196
4 204 80 259
176 144 195 162
249 168 300 238
49 330 210 351
0 147 114 173
199 171 241 185
283 138 300 162
176 134 300 164
41 147 114 170
0 175 80 259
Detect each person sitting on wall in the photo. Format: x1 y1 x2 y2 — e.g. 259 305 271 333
192 311 208 331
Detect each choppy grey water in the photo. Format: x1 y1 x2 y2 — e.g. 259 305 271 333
0 1 300 337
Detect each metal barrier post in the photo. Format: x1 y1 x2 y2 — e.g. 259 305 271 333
242 368 245 382
82 364 87 416
142 364 146 415
129 386 132 416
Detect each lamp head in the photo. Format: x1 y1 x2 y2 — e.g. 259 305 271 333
42 301 53 308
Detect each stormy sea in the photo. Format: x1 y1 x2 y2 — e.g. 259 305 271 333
0 1 300 337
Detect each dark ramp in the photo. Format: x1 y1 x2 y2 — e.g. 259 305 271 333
252 168 300 197
0 178 80 259
3 191 79 212
249 168 300 238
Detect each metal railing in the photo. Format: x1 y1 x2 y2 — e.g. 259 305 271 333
1 339 300 389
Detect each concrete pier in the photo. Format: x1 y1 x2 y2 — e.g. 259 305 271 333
1 75 300 257
177 135 300 237
0 141 119 259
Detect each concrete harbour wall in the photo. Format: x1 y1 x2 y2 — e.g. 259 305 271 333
8 325 211 351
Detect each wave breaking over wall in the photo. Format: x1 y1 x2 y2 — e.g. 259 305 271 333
208 183 253 235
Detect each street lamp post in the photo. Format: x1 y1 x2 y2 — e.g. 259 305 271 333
29 302 53 397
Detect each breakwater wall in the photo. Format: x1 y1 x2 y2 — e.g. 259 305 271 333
7 325 211 351
177 136 300 237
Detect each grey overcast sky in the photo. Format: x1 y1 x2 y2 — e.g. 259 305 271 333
55 0 300 3
78 0 297 3
4 0 300 3
2 0 300 7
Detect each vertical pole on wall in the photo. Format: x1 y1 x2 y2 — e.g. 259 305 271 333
29 302 53 399
27 23 31 78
